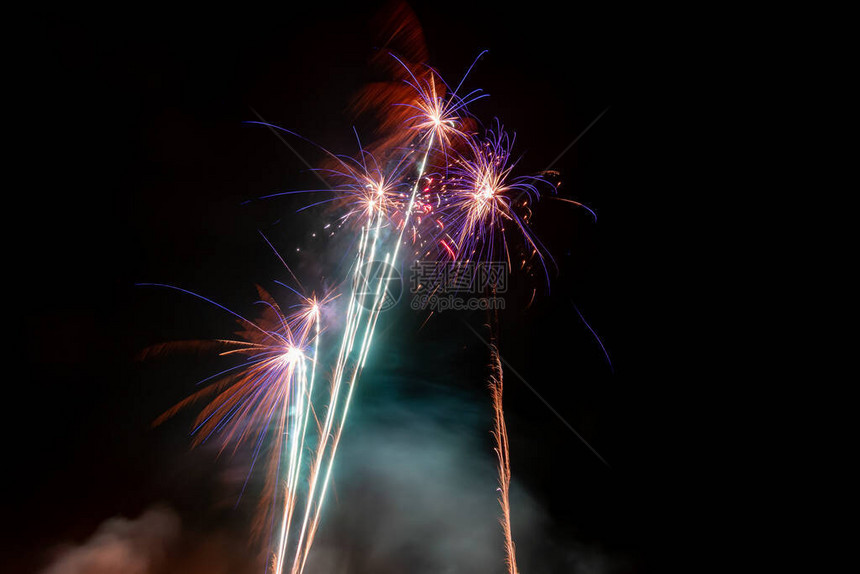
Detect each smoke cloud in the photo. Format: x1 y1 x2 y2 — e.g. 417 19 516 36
39 505 262 574
40 506 179 574
300 373 621 573
40 370 625 573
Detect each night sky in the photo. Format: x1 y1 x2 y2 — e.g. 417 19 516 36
14 3 692 572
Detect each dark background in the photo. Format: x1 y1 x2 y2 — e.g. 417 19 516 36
12 3 699 572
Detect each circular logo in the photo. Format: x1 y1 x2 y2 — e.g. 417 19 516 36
356 260 402 312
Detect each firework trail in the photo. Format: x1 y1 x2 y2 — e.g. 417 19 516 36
282 51 494 574
489 343 519 574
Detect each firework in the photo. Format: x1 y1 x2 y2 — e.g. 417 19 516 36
279 53 498 574
435 124 552 275
141 283 325 552
143 44 586 574
489 344 519 574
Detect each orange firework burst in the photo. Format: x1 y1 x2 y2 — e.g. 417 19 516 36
141 284 330 543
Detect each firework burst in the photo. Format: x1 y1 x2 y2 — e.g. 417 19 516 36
140 283 331 557
431 124 553 282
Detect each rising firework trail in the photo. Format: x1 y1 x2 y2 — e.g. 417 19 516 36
489 344 519 574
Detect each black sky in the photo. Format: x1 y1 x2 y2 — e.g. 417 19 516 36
12 3 698 572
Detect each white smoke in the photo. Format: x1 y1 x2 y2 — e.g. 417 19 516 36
39 504 262 574
41 505 180 574
298 375 621 574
